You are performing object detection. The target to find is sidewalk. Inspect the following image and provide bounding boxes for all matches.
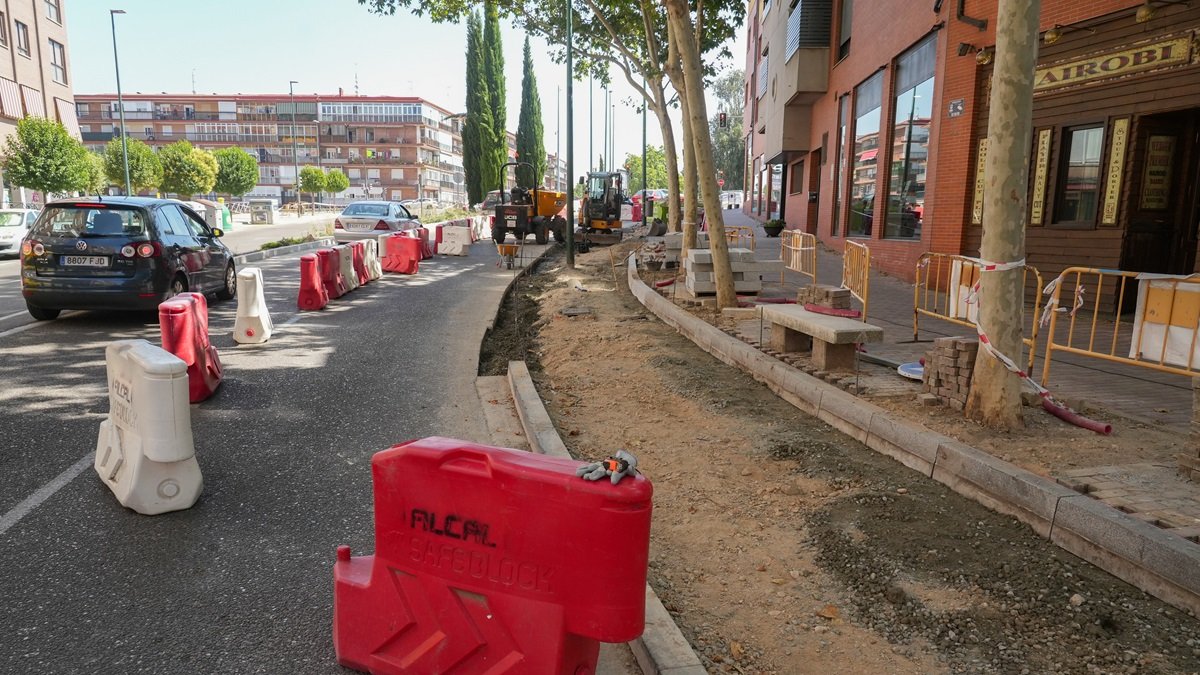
[717,209,1196,434]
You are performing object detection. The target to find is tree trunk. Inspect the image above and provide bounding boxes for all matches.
[649,83,681,233]
[665,0,736,308]
[667,62,699,252]
[965,0,1040,429]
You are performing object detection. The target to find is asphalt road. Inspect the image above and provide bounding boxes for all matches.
[0,241,538,673]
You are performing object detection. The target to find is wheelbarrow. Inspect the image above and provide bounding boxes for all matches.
[496,242,521,269]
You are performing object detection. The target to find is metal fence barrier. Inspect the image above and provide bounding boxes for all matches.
[1040,267,1200,385]
[780,230,817,285]
[724,224,755,252]
[913,253,1044,372]
[842,240,871,321]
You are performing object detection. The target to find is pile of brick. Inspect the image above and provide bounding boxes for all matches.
[684,248,782,297]
[796,284,853,311]
[920,337,979,411]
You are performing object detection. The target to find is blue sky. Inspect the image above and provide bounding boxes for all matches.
[66,0,744,180]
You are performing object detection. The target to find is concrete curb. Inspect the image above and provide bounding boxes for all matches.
[505,360,708,675]
[626,256,1200,617]
[232,237,336,265]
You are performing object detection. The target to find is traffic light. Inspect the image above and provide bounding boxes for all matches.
[718,112,728,128]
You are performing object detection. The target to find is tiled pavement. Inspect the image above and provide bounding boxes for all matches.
[687,210,1200,542]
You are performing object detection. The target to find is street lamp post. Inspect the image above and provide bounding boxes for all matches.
[289,80,299,212]
[565,0,575,268]
[110,9,131,196]
[641,80,647,228]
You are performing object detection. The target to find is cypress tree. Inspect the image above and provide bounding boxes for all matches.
[515,36,545,188]
[482,1,507,184]
[463,12,483,204]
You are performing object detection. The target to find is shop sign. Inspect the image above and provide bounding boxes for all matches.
[1034,37,1193,93]
[1140,135,1176,210]
[1030,129,1052,225]
[1102,118,1129,225]
[972,138,988,225]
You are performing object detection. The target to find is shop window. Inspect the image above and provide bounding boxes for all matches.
[789,160,805,194]
[885,34,935,240]
[848,71,882,238]
[832,95,849,236]
[752,156,762,212]
[1054,125,1104,225]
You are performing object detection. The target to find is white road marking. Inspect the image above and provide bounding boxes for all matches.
[0,453,93,537]
[0,309,29,322]
[282,315,302,326]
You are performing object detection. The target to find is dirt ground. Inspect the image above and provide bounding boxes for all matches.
[481,244,1200,674]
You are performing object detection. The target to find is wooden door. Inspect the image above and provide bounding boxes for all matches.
[1122,110,1199,275]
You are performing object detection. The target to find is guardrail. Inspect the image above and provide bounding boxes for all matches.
[780,230,817,285]
[913,252,1044,371]
[1040,267,1200,385]
[724,224,755,252]
[842,240,870,321]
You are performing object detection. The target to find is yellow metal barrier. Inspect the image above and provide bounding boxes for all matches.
[1040,267,1200,385]
[842,240,870,321]
[913,253,1044,371]
[780,230,817,285]
[724,225,755,252]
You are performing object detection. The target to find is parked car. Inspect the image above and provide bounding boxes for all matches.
[0,208,39,258]
[20,197,235,320]
[334,201,419,241]
[720,190,745,210]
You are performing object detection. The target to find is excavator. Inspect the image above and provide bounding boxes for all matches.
[576,169,629,246]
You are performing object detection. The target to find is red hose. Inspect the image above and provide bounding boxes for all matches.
[1041,398,1113,435]
[654,278,676,288]
[803,303,862,318]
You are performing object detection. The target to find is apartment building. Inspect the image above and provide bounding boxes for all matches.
[745,0,1200,281]
[74,92,466,205]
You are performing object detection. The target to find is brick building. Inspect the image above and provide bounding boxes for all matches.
[744,0,1200,282]
[74,92,467,205]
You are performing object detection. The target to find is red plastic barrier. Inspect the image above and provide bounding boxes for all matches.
[317,248,349,298]
[414,227,434,260]
[333,437,653,675]
[632,202,642,223]
[382,234,420,275]
[433,225,444,248]
[159,292,222,403]
[350,241,370,286]
[297,254,328,310]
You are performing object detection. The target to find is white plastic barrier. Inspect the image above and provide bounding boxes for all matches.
[337,245,360,292]
[233,267,273,344]
[94,340,203,515]
[438,226,472,256]
[363,239,383,280]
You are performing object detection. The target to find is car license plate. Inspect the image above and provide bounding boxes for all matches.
[60,255,109,267]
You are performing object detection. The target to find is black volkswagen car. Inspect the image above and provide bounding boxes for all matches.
[21,197,236,320]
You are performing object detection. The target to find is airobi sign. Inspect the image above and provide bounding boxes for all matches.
[1034,35,1193,93]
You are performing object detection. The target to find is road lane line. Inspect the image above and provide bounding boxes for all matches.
[0,309,28,322]
[282,315,302,326]
[0,453,92,537]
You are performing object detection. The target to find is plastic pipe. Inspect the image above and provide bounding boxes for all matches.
[654,278,675,288]
[1041,398,1113,435]
[803,303,862,318]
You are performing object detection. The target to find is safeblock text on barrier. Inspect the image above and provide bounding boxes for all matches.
[333,437,654,674]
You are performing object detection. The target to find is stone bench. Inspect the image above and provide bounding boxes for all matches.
[757,305,884,371]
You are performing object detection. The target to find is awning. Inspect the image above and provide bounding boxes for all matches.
[858,149,878,162]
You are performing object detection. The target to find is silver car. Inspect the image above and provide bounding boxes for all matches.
[334,201,419,241]
[0,208,39,257]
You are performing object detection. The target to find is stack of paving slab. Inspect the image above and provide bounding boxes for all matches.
[921,337,979,411]
[662,232,708,268]
[796,284,853,310]
[684,247,783,297]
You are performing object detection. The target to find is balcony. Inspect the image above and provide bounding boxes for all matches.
[82,131,115,142]
[759,0,831,165]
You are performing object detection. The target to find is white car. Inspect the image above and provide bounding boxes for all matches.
[721,190,744,210]
[334,200,419,241]
[0,208,39,257]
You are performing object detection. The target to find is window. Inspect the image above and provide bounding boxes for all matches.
[45,0,61,23]
[15,21,29,57]
[1055,125,1105,224]
[885,35,936,240]
[757,53,768,100]
[838,0,853,60]
[0,13,8,48]
[847,72,882,237]
[48,40,67,84]
[832,94,850,236]
[789,160,805,194]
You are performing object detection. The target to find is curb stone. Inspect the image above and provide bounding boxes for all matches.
[626,256,1200,617]
[232,237,335,265]
[505,360,708,675]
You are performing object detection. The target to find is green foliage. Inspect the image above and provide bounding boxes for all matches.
[515,36,545,188]
[623,145,671,194]
[324,168,350,194]
[104,137,161,193]
[298,165,326,195]
[213,146,259,196]
[466,9,500,196]
[2,117,90,194]
[159,141,217,197]
[483,0,506,181]
[260,234,318,250]
[81,153,107,194]
[709,68,745,191]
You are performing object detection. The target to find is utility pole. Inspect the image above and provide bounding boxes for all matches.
[565,0,575,268]
[966,0,1041,428]
[289,80,300,213]
[588,74,593,172]
[556,85,561,191]
[642,80,647,228]
[110,9,131,196]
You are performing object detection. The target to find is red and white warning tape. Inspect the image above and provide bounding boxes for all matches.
[1038,274,1086,328]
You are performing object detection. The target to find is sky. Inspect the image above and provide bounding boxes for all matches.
[66,0,747,184]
